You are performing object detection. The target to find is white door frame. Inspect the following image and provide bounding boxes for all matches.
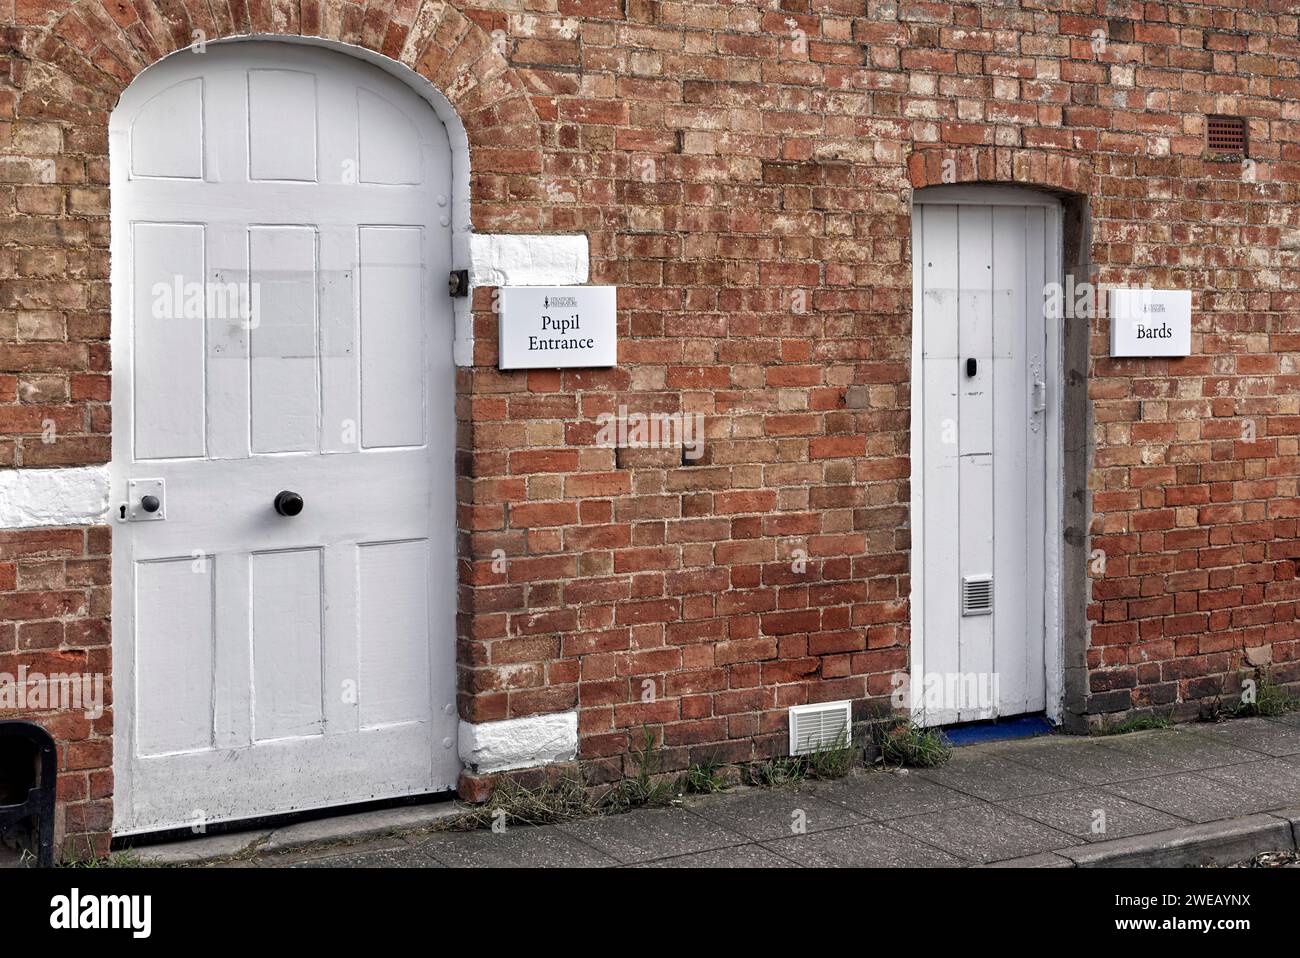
[107,37,468,834]
[908,185,1066,725]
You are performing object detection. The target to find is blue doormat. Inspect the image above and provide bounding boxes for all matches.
[942,714,1054,747]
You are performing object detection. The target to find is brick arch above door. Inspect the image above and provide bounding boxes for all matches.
[12,0,543,216]
[908,146,1094,197]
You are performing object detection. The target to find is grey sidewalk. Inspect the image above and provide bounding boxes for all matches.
[162,714,1300,868]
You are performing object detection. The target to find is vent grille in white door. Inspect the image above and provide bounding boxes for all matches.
[961,575,993,616]
[788,700,852,755]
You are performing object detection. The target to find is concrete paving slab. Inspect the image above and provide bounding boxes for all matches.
[998,787,1188,843]
[811,767,976,820]
[994,737,1184,785]
[635,844,798,868]
[1197,758,1300,808]
[761,822,966,867]
[685,787,865,841]
[974,732,1072,756]
[1106,771,1285,823]
[259,836,416,867]
[1094,726,1253,772]
[1182,716,1300,757]
[916,750,1077,801]
[288,845,442,868]
[556,807,749,864]
[420,824,618,868]
[887,802,1082,863]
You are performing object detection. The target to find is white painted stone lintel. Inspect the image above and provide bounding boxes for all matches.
[453,233,591,367]
[0,465,111,529]
[458,711,579,774]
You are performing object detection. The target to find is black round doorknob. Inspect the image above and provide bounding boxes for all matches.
[273,490,304,517]
[140,495,160,513]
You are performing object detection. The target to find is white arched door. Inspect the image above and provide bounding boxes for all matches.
[109,42,459,834]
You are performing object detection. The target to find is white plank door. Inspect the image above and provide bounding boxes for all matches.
[912,191,1060,724]
[109,42,459,834]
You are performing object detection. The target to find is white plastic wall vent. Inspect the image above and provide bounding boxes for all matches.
[961,574,993,616]
[788,700,853,756]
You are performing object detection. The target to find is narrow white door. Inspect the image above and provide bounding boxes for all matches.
[912,190,1060,724]
[109,42,459,834]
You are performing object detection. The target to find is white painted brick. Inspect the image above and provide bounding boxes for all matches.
[458,711,578,774]
[454,234,592,366]
[0,465,111,528]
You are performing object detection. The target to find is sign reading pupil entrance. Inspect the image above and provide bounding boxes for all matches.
[1109,288,1192,357]
[498,286,617,369]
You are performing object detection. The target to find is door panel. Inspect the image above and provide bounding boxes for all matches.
[358,88,423,185]
[914,197,1057,724]
[955,205,994,704]
[250,548,325,742]
[358,539,432,729]
[132,223,207,460]
[134,557,215,757]
[358,226,426,448]
[247,69,318,182]
[110,42,459,835]
[249,225,320,454]
[128,77,204,179]
[919,205,961,688]
[991,206,1031,715]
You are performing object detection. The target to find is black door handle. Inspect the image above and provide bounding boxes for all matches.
[966,357,977,377]
[140,495,160,513]
[274,490,304,517]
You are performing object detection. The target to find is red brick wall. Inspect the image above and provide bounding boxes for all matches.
[0,527,112,857]
[3,0,1299,851]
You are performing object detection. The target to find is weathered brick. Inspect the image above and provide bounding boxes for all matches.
[1,0,1295,860]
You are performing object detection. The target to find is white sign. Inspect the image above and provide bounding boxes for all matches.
[498,286,616,369]
[1109,288,1192,357]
